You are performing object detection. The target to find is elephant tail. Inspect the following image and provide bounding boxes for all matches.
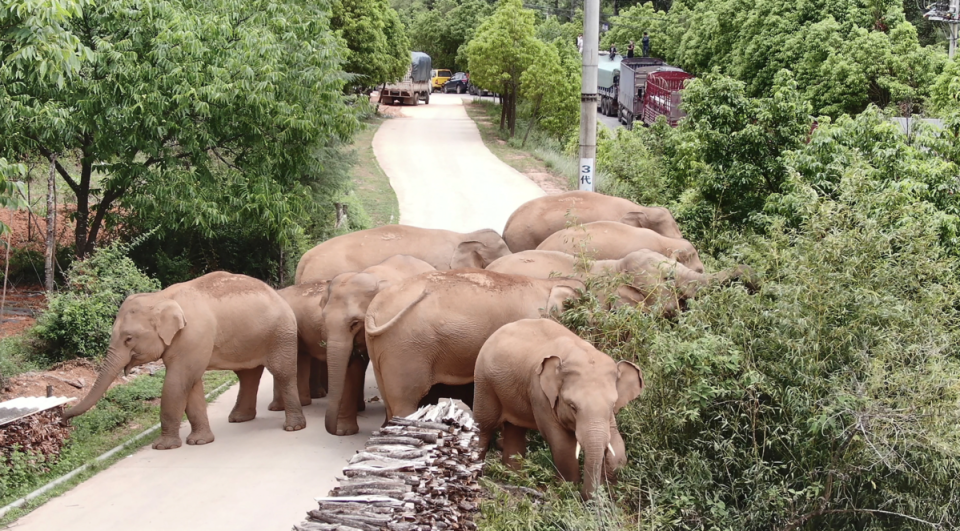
[365,290,430,337]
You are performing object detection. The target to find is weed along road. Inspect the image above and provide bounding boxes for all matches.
[374,93,545,232]
[11,93,546,531]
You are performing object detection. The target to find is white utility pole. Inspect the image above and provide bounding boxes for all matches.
[951,0,958,59]
[578,0,599,192]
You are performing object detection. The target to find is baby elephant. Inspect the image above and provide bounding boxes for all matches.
[474,319,644,498]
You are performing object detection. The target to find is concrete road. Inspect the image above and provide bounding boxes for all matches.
[10,376,386,531]
[10,91,547,531]
[375,92,545,233]
[598,111,622,131]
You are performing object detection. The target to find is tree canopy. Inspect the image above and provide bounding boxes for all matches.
[331,0,411,90]
[1,0,360,258]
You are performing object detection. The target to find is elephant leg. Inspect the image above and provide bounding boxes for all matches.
[473,377,502,461]
[355,355,368,412]
[266,342,306,432]
[229,366,264,423]
[185,378,215,445]
[153,372,192,450]
[500,422,528,470]
[273,352,313,411]
[309,357,327,399]
[378,356,432,424]
[332,356,366,436]
[541,424,580,484]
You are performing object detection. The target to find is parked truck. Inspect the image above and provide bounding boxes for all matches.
[597,51,622,117]
[616,57,693,129]
[380,52,432,106]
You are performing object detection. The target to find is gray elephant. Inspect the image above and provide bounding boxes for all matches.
[502,190,682,252]
[274,281,330,409]
[296,225,511,284]
[64,272,304,450]
[487,249,756,316]
[536,221,705,273]
[474,318,643,498]
[321,255,436,435]
[364,269,585,426]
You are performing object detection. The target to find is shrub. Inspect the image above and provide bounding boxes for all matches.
[32,238,160,362]
[480,155,960,529]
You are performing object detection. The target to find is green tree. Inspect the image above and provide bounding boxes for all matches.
[332,0,410,90]
[930,58,960,113]
[1,0,359,258]
[465,0,541,135]
[405,0,493,71]
[519,38,580,142]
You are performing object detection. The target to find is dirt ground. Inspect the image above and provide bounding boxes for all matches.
[1,359,164,401]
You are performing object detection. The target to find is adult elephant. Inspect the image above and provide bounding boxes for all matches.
[64,272,304,450]
[536,221,705,273]
[487,249,757,316]
[295,225,511,284]
[321,255,436,436]
[364,269,584,426]
[502,191,682,252]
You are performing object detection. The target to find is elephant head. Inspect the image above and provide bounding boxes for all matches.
[618,211,649,229]
[450,229,512,269]
[321,271,384,435]
[537,352,643,498]
[64,294,185,419]
[542,282,583,318]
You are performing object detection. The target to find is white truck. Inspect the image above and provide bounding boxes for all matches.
[379,52,432,106]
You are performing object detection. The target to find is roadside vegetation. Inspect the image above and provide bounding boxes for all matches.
[0,0,407,516]
[395,0,960,528]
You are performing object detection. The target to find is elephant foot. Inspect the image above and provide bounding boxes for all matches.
[153,435,183,450]
[299,395,313,407]
[186,429,216,446]
[357,400,366,412]
[311,388,327,399]
[335,420,360,436]
[228,409,257,423]
[283,415,307,431]
[267,400,284,412]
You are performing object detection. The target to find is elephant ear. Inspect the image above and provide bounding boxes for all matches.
[450,241,485,269]
[543,283,582,317]
[618,211,648,228]
[537,356,563,409]
[614,360,644,412]
[154,299,186,347]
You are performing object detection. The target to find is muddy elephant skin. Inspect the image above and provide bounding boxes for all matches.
[502,191,682,252]
[64,272,304,450]
[364,269,585,426]
[536,221,705,273]
[474,319,643,498]
[487,249,756,316]
[295,225,511,284]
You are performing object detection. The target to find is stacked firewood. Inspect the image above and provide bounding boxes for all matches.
[0,407,70,460]
[293,399,484,531]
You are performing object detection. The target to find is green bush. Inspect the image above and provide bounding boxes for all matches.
[32,238,160,362]
[482,144,960,529]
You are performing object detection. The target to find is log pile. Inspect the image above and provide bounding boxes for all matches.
[293,399,484,531]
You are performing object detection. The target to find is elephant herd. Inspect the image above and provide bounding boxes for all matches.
[63,190,756,496]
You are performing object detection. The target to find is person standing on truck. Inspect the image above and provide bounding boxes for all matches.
[642,32,650,57]
[609,43,618,58]
[627,40,635,58]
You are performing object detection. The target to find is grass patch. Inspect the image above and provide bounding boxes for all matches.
[463,101,574,191]
[0,369,237,524]
[348,117,399,227]
[0,336,41,382]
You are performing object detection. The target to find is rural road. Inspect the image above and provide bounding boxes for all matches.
[375,93,545,232]
[10,93,545,531]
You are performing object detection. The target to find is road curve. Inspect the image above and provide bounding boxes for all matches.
[12,92,544,531]
[374,93,545,233]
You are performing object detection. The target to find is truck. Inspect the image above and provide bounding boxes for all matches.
[380,52,432,106]
[616,57,693,129]
[597,51,622,117]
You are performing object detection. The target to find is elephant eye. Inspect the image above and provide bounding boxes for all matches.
[124,336,133,346]
[568,402,577,412]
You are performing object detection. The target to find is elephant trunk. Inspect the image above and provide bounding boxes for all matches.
[577,420,613,499]
[324,335,353,435]
[63,347,130,419]
[709,265,759,293]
